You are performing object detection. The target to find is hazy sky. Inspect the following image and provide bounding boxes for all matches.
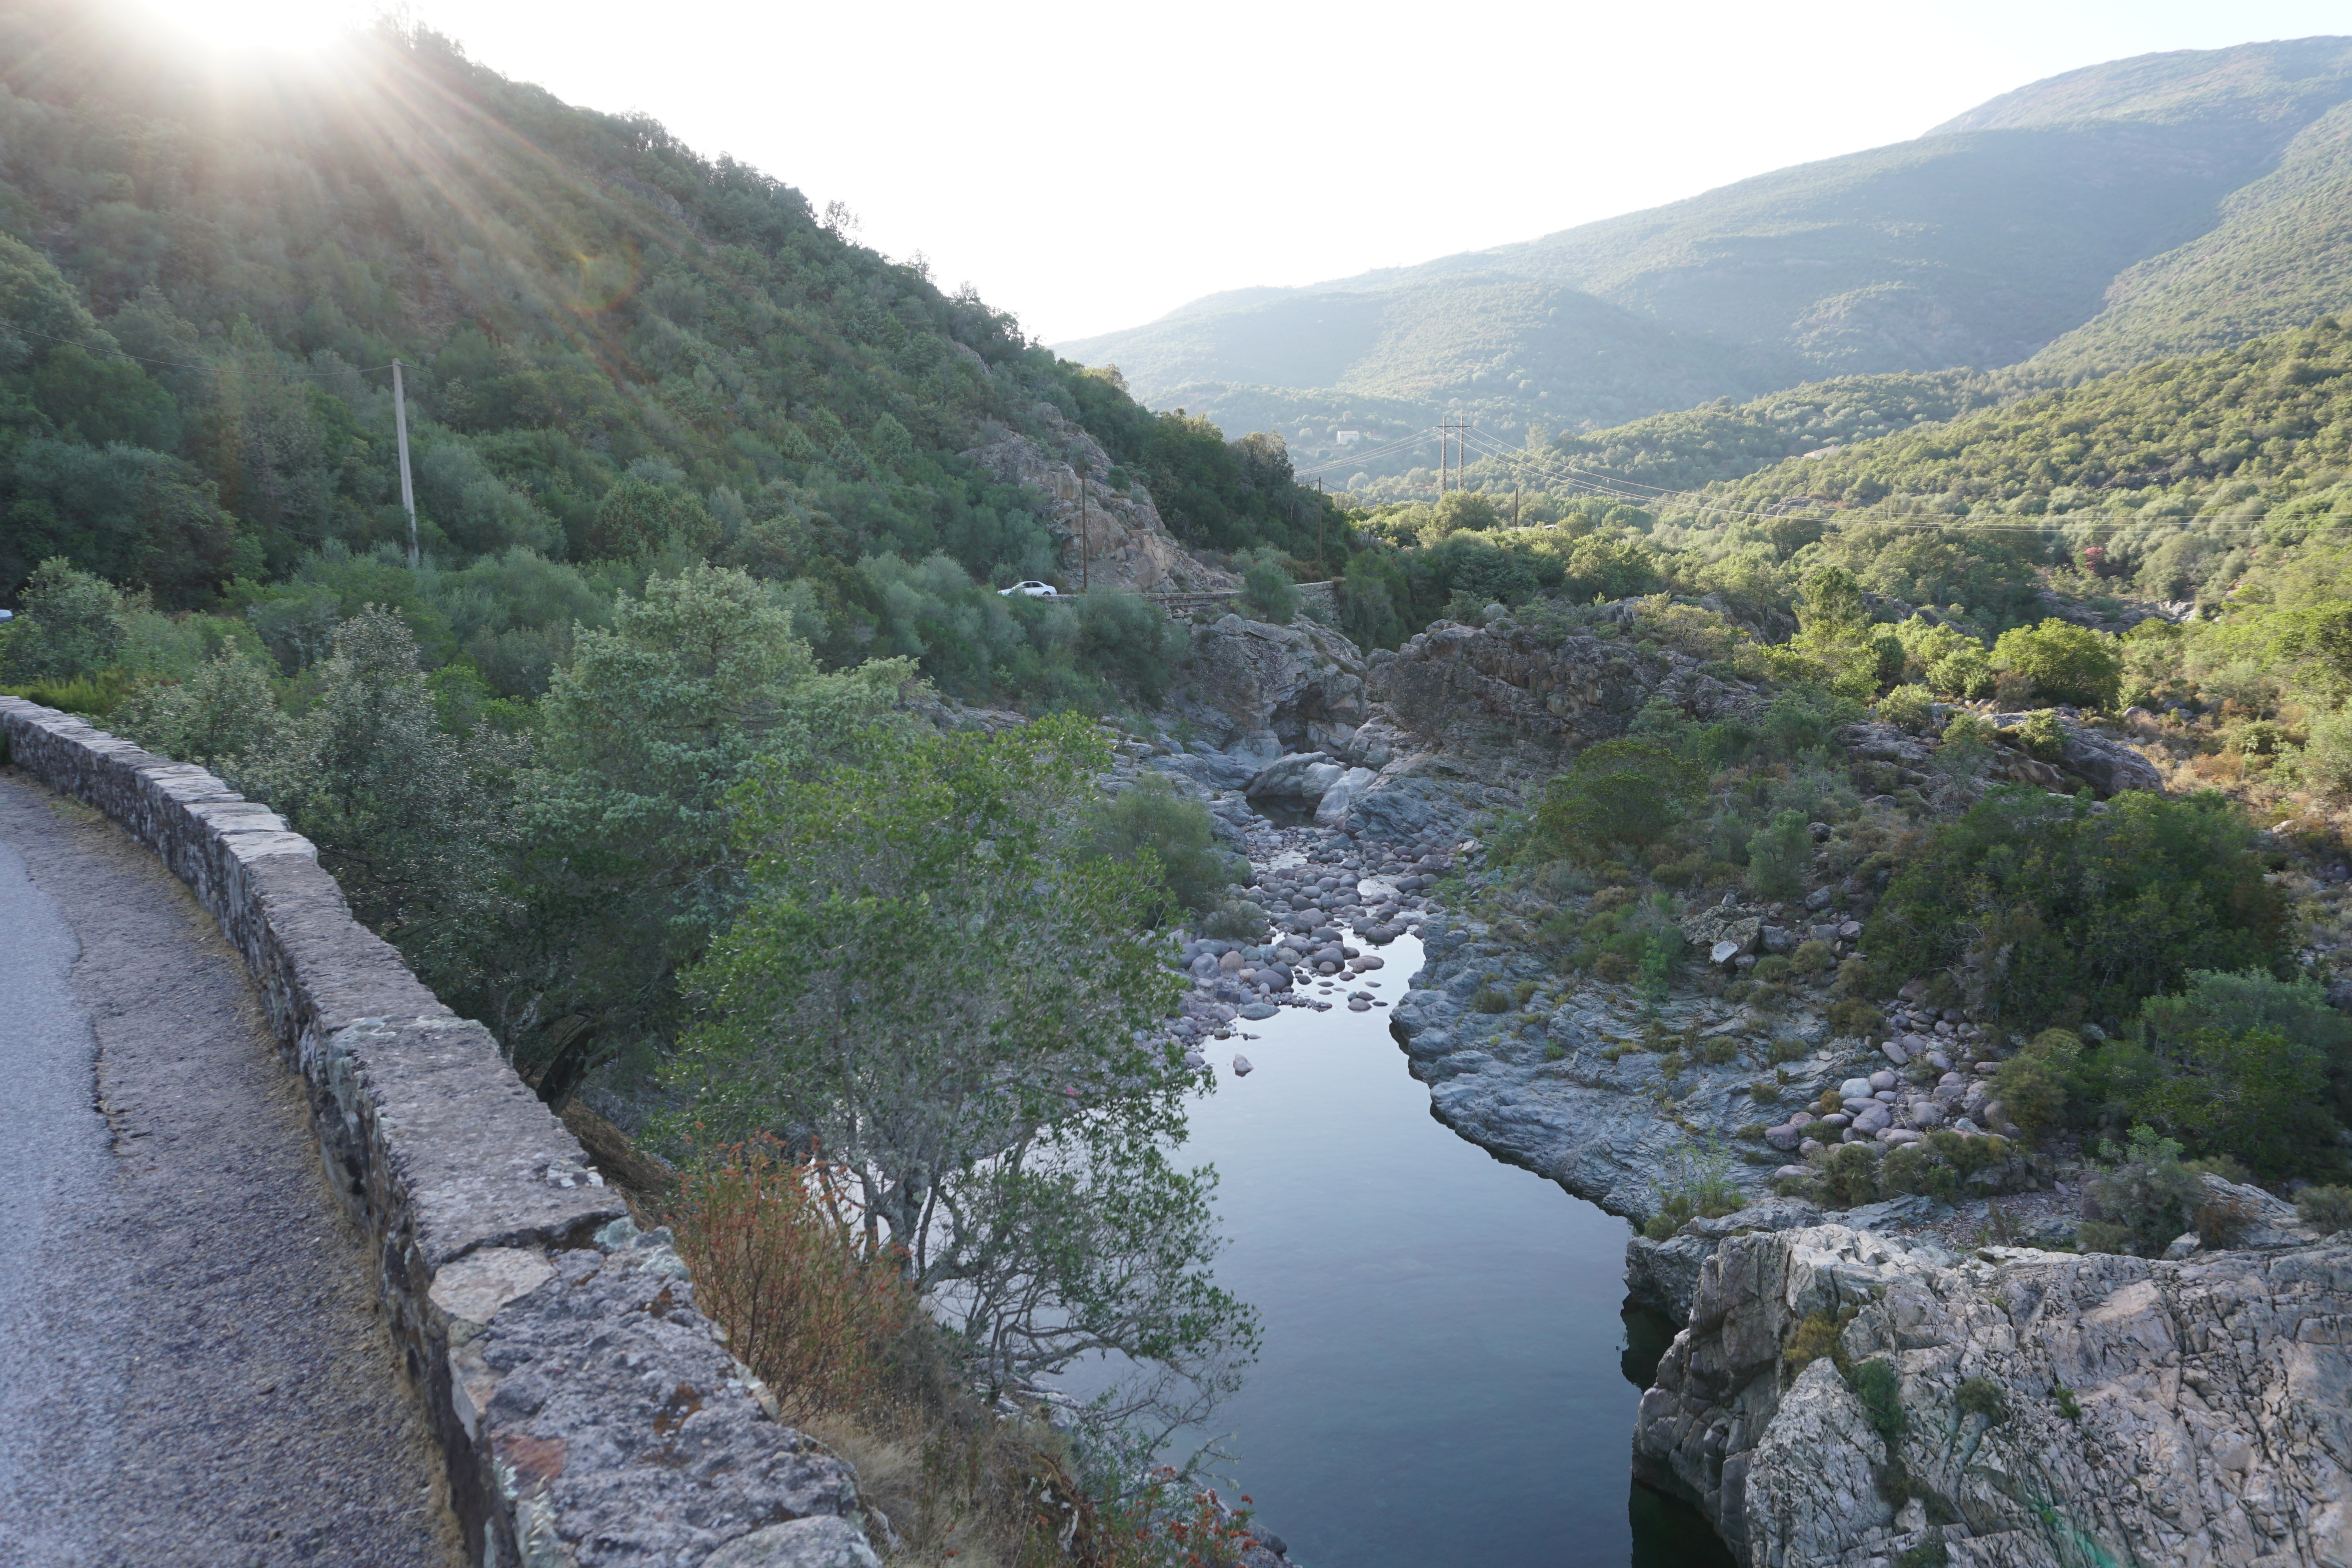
[161,0,2352,346]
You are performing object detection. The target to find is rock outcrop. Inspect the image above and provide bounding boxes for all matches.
[1371,616,1760,776]
[1160,614,1371,755]
[1635,1222,2352,1568]
[959,416,1231,595]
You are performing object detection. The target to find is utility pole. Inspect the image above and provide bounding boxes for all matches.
[1316,476,1325,576]
[1513,485,1522,527]
[392,359,418,568]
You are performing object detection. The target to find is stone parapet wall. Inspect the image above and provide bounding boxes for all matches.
[0,698,874,1568]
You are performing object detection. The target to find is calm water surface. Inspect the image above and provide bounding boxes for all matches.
[1070,930,1729,1568]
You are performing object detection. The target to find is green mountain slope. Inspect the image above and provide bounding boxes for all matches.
[1060,39,2352,471]
[0,0,1336,706]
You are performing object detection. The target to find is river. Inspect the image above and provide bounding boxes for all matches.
[1070,927,1732,1568]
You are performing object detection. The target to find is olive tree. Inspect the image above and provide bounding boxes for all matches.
[663,714,1256,1426]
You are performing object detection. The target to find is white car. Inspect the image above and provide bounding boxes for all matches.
[997,580,1059,599]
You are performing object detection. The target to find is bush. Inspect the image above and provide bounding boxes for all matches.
[1866,788,2289,1033]
[1083,774,1244,921]
[1845,1358,1906,1441]
[1238,552,1301,623]
[1753,954,1793,984]
[1199,898,1269,940]
[2013,708,2067,763]
[1993,1029,2081,1139]
[1792,938,1836,978]
[1,557,130,683]
[1993,619,2122,709]
[1878,683,1937,733]
[675,1136,924,1417]
[2132,969,2352,1180]
[1813,1141,1883,1208]
[1769,1037,1811,1064]
[1783,1311,1845,1374]
[1955,1376,2009,1425]
[1701,1034,1740,1066]
[2080,1126,2200,1256]
[1827,998,1885,1037]
[1533,740,1706,866]
[2298,1185,2352,1232]
[1472,987,1513,1013]
[1745,810,1813,901]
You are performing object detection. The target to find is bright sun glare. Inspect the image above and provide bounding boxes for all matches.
[141,0,368,57]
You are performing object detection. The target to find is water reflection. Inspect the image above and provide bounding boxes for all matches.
[1062,928,1728,1565]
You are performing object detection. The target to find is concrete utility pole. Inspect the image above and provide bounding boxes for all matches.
[392,359,418,569]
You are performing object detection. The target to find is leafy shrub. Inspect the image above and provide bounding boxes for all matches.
[1993,1029,2081,1139]
[676,1135,924,1417]
[1745,810,1813,901]
[1471,987,1513,1014]
[1644,1139,1747,1236]
[1845,1358,1907,1441]
[2132,969,2352,1180]
[1,557,130,683]
[2054,1385,2083,1421]
[2079,1126,2200,1256]
[1083,773,1244,920]
[1753,954,1793,984]
[1533,740,1706,865]
[1750,1077,1782,1101]
[1701,1034,1740,1066]
[1199,898,1269,940]
[1783,1311,1845,1374]
[1994,619,2122,710]
[1878,683,1937,733]
[1238,551,1301,623]
[2013,708,2067,763]
[1792,938,1836,977]
[1512,979,1540,1005]
[1955,1376,2009,1425]
[1866,788,2288,1033]
[1813,1141,1883,1208]
[1769,1037,1812,1064]
[2297,1185,2352,1232]
[1827,998,1885,1037]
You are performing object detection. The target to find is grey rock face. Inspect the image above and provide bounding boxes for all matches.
[1635,1223,2352,1568]
[1985,711,2166,798]
[1374,618,1759,764]
[1623,1199,1825,1322]
[1164,616,1369,754]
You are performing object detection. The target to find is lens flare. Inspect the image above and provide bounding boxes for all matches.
[136,0,366,57]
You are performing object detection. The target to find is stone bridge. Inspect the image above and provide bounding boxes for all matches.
[0,698,878,1568]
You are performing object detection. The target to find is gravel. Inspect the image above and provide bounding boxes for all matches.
[0,773,463,1567]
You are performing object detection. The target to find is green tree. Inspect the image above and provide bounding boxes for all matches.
[494,563,914,1097]
[2,557,132,681]
[1789,566,1886,699]
[247,607,529,991]
[1992,618,2123,710]
[663,716,1256,1422]
[113,644,286,777]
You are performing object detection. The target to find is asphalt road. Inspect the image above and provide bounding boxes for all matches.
[0,772,464,1567]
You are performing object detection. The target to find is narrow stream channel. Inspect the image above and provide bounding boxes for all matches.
[1069,925,1733,1567]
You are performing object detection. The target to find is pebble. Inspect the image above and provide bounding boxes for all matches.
[1232,1055,1254,1076]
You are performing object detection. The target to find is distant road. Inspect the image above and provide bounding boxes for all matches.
[0,772,462,1567]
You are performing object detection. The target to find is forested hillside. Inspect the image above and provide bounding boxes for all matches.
[0,0,1336,704]
[1060,38,2352,472]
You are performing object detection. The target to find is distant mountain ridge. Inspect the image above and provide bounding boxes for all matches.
[1060,37,2352,483]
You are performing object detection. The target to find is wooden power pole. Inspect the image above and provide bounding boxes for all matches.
[392,358,418,568]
